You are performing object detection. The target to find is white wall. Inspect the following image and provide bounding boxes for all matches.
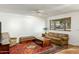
[47,12,79,46]
[0,12,45,43]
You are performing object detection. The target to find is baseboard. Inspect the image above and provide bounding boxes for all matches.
[68,44,79,47]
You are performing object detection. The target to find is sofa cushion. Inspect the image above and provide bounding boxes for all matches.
[52,37,61,40]
[61,37,68,41]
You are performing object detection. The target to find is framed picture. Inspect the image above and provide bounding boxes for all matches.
[65,17,71,31]
[50,17,71,31]
[50,20,55,30]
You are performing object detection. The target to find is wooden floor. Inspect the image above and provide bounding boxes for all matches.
[50,44,79,54]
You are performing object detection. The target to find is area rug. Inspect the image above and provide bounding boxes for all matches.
[10,41,55,54]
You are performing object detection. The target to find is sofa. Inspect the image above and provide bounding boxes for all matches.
[19,36,36,43]
[43,32,69,46]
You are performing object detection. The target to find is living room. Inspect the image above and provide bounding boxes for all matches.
[0,4,79,54]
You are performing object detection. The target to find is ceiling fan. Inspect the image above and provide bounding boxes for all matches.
[31,9,49,17]
[31,9,45,16]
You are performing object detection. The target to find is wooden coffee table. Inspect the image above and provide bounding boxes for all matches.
[42,37,51,47]
[0,44,9,54]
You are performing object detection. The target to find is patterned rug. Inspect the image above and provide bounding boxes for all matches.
[10,41,55,54]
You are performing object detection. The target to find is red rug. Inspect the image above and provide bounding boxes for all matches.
[10,41,53,54]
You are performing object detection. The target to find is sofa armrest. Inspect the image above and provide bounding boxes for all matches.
[61,37,68,41]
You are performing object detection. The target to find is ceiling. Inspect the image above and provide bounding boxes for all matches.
[0,4,79,17]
